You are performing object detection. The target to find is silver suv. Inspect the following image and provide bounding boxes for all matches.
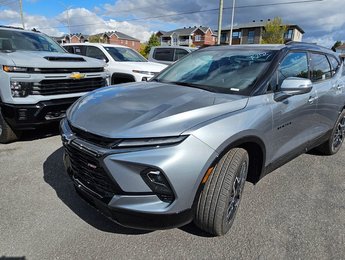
[0,26,108,143]
[60,43,345,236]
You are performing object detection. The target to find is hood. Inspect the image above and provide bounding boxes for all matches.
[110,61,167,73]
[67,82,249,138]
[2,51,105,68]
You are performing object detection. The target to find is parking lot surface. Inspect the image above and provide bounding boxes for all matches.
[1,130,344,259]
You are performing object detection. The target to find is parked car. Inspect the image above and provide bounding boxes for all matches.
[60,42,345,236]
[0,26,108,143]
[148,46,197,65]
[63,43,167,84]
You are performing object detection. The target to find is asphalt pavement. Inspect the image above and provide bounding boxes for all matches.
[0,129,344,259]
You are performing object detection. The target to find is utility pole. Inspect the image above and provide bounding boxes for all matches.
[19,0,25,29]
[217,0,223,45]
[229,0,236,45]
[60,2,72,41]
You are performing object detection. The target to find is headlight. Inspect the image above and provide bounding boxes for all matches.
[116,136,188,148]
[3,65,29,73]
[10,81,33,97]
[132,70,155,76]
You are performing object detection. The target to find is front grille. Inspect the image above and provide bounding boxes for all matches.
[31,77,106,95]
[65,142,121,198]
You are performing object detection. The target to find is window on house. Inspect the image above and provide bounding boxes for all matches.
[232,31,241,38]
[195,35,202,42]
[284,29,293,40]
[125,40,128,44]
[220,33,228,43]
[132,41,134,46]
[247,30,255,44]
[277,52,308,88]
[310,53,332,82]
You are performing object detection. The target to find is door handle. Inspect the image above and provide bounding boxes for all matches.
[308,96,317,104]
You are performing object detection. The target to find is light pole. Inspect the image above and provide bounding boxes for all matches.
[217,0,223,45]
[229,0,236,45]
[19,0,25,29]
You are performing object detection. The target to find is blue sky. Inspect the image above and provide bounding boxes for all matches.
[0,0,344,47]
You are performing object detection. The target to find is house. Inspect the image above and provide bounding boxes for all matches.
[53,31,141,51]
[217,20,304,45]
[54,33,88,44]
[156,26,217,47]
[94,31,141,51]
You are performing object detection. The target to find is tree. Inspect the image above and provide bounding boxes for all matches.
[88,35,105,43]
[261,17,287,44]
[331,41,342,52]
[142,33,160,58]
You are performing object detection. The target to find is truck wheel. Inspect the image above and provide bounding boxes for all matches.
[317,109,345,155]
[194,148,249,236]
[0,110,18,143]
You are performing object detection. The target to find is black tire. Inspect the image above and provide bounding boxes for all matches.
[0,109,18,143]
[317,109,345,155]
[194,148,249,236]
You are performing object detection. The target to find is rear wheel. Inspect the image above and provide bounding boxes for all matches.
[317,109,345,155]
[0,109,19,143]
[194,148,249,236]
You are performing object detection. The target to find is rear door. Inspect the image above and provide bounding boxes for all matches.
[270,51,318,162]
[309,52,343,137]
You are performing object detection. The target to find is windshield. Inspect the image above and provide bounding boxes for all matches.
[155,48,277,95]
[0,29,66,53]
[104,46,147,62]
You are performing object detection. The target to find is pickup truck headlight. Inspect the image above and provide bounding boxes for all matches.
[116,136,187,148]
[132,70,155,76]
[3,65,29,73]
[10,81,33,97]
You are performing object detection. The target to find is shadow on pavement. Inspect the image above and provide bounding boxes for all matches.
[19,123,60,142]
[43,147,151,235]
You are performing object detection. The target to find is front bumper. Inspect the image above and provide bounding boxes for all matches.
[1,97,79,130]
[60,118,217,230]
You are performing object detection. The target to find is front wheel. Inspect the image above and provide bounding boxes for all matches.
[194,148,249,236]
[0,109,19,143]
[317,109,345,155]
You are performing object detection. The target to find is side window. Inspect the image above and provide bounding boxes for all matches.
[327,55,340,75]
[73,46,82,55]
[64,46,73,53]
[174,49,189,61]
[153,48,174,61]
[277,52,308,87]
[85,46,108,62]
[310,53,332,82]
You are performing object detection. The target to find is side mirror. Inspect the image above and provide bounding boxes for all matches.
[274,77,313,102]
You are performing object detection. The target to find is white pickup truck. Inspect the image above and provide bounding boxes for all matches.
[0,26,108,143]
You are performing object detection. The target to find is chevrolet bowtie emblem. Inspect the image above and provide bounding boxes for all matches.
[70,72,85,80]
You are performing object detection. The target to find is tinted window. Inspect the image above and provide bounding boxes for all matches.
[278,52,308,87]
[153,48,174,61]
[310,53,332,82]
[85,46,108,61]
[174,49,188,61]
[0,29,65,52]
[105,46,147,62]
[327,55,340,75]
[64,45,83,55]
[155,49,277,95]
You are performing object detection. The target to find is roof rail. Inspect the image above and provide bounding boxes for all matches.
[0,25,24,30]
[285,41,317,46]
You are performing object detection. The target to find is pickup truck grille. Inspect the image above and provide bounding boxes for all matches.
[31,77,106,95]
[64,142,121,199]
